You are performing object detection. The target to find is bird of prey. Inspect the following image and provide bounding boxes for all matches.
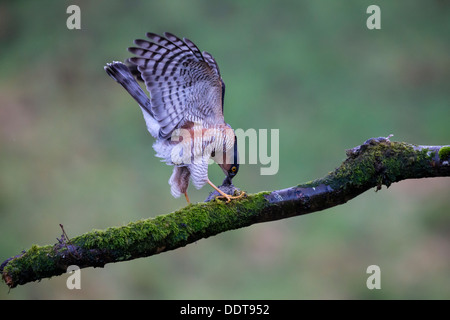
[104,32,244,203]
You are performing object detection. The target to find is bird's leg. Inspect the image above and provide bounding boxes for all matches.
[184,192,190,204]
[207,179,245,203]
[207,179,231,201]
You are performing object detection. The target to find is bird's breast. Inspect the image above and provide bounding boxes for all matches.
[169,122,234,165]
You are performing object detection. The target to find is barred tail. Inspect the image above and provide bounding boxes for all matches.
[104,61,160,138]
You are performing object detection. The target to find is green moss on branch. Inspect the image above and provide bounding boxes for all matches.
[1,193,270,288]
[2,139,449,288]
[439,146,450,161]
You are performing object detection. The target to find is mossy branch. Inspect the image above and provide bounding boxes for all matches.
[2,137,449,288]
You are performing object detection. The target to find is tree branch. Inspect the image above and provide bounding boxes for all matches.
[2,137,449,288]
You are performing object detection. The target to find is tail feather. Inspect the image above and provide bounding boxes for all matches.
[104,61,160,138]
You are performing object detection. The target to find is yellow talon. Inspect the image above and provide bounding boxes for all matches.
[215,191,246,203]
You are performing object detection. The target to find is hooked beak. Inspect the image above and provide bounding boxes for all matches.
[223,174,233,186]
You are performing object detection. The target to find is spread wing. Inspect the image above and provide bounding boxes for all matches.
[128,32,225,139]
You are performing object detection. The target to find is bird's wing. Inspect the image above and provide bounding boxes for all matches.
[128,32,225,139]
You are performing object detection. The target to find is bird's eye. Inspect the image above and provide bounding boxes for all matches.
[231,166,237,172]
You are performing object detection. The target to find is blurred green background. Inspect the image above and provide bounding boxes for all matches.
[1,0,449,299]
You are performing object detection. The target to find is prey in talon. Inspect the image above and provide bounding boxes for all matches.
[105,32,244,204]
[205,173,246,203]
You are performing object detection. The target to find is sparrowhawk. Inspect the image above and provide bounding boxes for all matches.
[104,32,243,203]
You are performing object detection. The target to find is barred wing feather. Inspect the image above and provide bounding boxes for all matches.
[128,32,225,139]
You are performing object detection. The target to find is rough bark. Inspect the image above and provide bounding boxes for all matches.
[1,137,449,288]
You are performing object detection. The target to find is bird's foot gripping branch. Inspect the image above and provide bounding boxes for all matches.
[1,138,449,288]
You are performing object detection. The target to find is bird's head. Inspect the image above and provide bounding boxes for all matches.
[218,135,239,185]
